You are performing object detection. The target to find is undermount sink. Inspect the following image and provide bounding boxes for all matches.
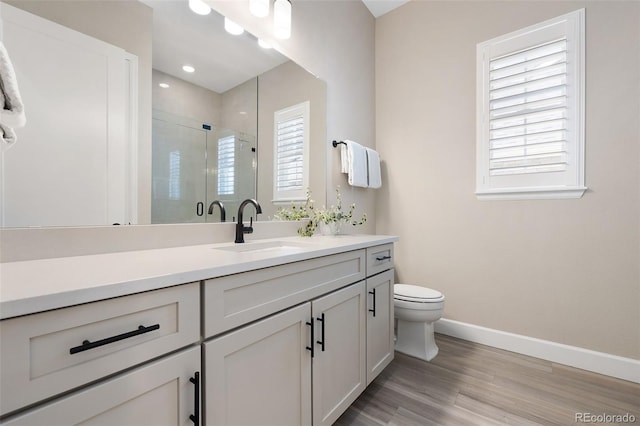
[212,240,314,254]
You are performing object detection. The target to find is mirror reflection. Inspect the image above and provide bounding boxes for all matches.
[0,0,326,228]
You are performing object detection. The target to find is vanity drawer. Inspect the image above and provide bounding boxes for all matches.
[366,244,394,276]
[204,249,366,338]
[0,283,200,416]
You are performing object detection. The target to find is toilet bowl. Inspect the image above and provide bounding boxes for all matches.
[394,284,445,361]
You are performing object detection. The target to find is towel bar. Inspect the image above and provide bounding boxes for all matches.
[332,140,346,147]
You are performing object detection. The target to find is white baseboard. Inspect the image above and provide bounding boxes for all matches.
[434,318,640,384]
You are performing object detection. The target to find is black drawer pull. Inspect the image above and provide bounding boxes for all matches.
[375,255,391,261]
[306,318,314,358]
[189,372,200,425]
[316,313,325,352]
[369,288,376,317]
[69,324,160,354]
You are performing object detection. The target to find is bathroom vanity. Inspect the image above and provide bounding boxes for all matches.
[0,235,396,425]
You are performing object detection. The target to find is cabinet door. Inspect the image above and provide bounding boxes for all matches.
[2,346,200,426]
[204,303,312,426]
[366,269,395,385]
[312,281,366,426]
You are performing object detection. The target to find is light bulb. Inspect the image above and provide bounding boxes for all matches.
[249,0,269,18]
[273,0,291,39]
[188,0,211,15]
[159,83,170,88]
[224,17,245,35]
[182,65,195,73]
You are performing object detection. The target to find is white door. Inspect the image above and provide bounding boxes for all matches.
[366,269,395,384]
[312,282,366,426]
[204,303,312,426]
[0,3,136,227]
[2,347,200,426]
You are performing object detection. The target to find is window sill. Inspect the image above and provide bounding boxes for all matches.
[476,187,587,201]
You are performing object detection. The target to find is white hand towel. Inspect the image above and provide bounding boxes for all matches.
[340,143,349,173]
[0,41,26,145]
[346,140,368,187]
[366,147,382,189]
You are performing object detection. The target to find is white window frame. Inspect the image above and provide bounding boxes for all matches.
[476,9,586,200]
[273,101,310,202]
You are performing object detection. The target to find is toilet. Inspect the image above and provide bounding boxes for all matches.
[393,284,445,361]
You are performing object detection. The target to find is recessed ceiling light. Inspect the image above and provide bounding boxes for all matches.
[159,83,170,88]
[182,65,195,73]
[224,17,244,35]
[188,0,211,15]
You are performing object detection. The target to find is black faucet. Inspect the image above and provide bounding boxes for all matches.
[207,200,226,222]
[235,199,262,243]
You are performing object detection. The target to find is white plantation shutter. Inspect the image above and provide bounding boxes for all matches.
[217,135,235,195]
[273,101,310,201]
[476,10,586,200]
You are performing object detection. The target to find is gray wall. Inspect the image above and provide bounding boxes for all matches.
[375,0,640,359]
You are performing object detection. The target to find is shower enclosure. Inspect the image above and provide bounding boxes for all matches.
[151,110,256,224]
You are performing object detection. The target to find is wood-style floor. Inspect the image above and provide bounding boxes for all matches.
[335,334,640,426]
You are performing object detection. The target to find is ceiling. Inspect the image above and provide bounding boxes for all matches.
[362,0,410,18]
[144,0,408,93]
[145,0,288,93]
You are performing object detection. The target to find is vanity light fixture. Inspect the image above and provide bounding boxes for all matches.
[224,17,245,35]
[159,83,170,88]
[258,39,272,49]
[273,0,291,39]
[249,0,270,18]
[182,65,195,73]
[188,0,211,15]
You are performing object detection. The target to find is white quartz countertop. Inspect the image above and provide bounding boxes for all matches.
[0,234,398,320]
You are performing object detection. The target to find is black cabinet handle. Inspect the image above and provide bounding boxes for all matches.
[306,318,314,358]
[69,324,160,354]
[196,202,204,216]
[375,255,391,261]
[316,313,325,352]
[369,289,376,317]
[189,372,200,425]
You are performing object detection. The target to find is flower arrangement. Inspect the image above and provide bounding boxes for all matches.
[274,186,367,237]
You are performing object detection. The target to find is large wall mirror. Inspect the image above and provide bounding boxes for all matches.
[0,0,326,228]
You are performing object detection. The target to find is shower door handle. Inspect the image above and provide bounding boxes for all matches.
[196,202,204,216]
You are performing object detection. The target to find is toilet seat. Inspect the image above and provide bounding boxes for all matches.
[394,284,444,303]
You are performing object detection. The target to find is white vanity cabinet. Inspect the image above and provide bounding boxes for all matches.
[0,237,397,425]
[203,244,394,426]
[365,244,395,384]
[312,281,367,426]
[366,268,395,384]
[1,346,201,426]
[204,303,312,425]
[0,283,201,423]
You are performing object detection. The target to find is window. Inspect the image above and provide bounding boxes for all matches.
[217,135,235,196]
[168,150,181,200]
[476,9,585,200]
[273,101,310,202]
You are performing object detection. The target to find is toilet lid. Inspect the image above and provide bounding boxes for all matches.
[394,284,443,301]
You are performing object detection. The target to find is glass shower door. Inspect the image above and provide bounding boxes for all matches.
[151,116,207,223]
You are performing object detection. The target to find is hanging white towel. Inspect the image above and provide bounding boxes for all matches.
[366,147,382,189]
[340,143,349,173]
[0,41,26,146]
[345,140,368,187]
